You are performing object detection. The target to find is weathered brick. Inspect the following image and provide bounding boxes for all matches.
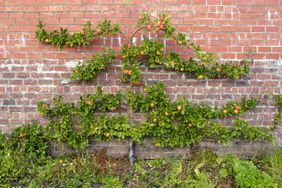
[3,99,16,106]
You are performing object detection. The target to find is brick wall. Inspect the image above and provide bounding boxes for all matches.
[50,139,274,159]
[0,0,281,151]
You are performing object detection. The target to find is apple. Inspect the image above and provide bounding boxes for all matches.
[134,81,141,86]
[86,100,93,106]
[235,105,241,110]
[198,75,205,80]
[156,51,162,55]
[177,105,182,111]
[104,132,110,137]
[109,107,116,111]
[155,143,160,147]
[177,40,183,45]
[146,25,152,30]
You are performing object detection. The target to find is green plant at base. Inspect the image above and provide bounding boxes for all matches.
[259,149,282,188]
[99,175,123,188]
[225,155,278,188]
[1,129,281,188]
[276,95,282,107]
[274,112,282,126]
[124,150,233,187]
[9,122,48,162]
[0,122,49,186]
[28,154,100,188]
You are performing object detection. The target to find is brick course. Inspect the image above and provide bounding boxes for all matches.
[50,138,274,159]
[0,0,281,153]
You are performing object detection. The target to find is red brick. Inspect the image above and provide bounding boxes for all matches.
[48,5,64,11]
[191,0,206,5]
[251,27,265,32]
[60,18,75,24]
[266,27,279,32]
[237,0,250,5]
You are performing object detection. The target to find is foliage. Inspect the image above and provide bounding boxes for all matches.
[131,82,257,116]
[33,13,260,150]
[0,128,281,188]
[37,88,125,150]
[9,122,48,162]
[165,52,250,79]
[127,151,221,187]
[127,82,273,147]
[0,9,274,187]
[0,127,126,187]
[35,82,274,150]
[225,155,278,188]
[275,95,282,108]
[119,38,250,84]
[121,44,141,85]
[274,111,282,126]
[28,154,100,188]
[139,38,165,68]
[274,95,282,126]
[133,12,251,81]
[0,122,49,186]
[123,150,281,188]
[259,149,282,188]
[35,20,120,50]
[71,47,115,81]
[36,12,252,83]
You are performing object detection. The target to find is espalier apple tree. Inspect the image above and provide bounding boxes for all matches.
[35,12,274,164]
